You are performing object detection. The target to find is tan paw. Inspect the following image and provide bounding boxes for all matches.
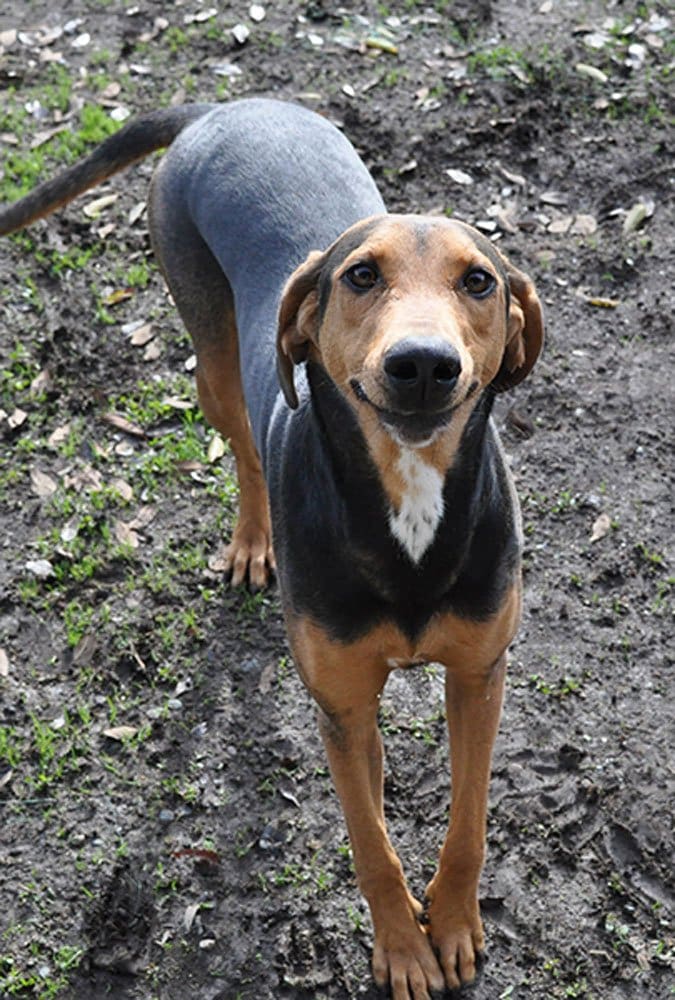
[371,912,445,1000]
[210,521,275,589]
[426,894,485,991]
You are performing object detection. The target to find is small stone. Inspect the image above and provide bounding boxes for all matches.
[231,23,250,44]
[158,809,175,824]
[25,559,54,578]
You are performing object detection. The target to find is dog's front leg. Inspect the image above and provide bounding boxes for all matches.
[425,652,507,990]
[290,620,444,1000]
[320,703,446,999]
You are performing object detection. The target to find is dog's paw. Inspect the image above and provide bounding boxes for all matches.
[425,895,485,991]
[371,915,445,1000]
[210,522,275,590]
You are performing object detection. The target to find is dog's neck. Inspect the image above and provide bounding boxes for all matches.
[305,362,495,564]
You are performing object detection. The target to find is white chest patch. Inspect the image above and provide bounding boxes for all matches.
[388,449,445,563]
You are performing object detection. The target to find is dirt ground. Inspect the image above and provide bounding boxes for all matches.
[0,2,673,998]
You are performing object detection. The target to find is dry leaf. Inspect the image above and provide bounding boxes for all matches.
[114,520,139,548]
[128,201,146,225]
[127,505,156,530]
[548,216,573,234]
[110,477,134,501]
[365,36,398,55]
[590,512,612,543]
[31,126,68,149]
[100,81,121,99]
[103,412,146,437]
[103,725,138,741]
[73,632,98,665]
[184,902,201,933]
[571,214,598,235]
[623,199,654,235]
[60,521,79,543]
[192,7,218,22]
[25,559,54,578]
[143,340,162,362]
[175,460,204,474]
[398,159,417,175]
[509,64,529,84]
[445,168,474,186]
[30,369,51,393]
[30,468,58,497]
[104,287,134,306]
[207,433,226,463]
[278,787,301,808]
[63,465,104,492]
[162,396,193,411]
[506,406,535,438]
[208,546,229,573]
[90,441,111,460]
[129,322,154,346]
[540,190,567,206]
[488,206,518,234]
[575,62,608,83]
[83,193,118,218]
[39,48,64,64]
[497,164,526,187]
[258,659,277,694]
[8,408,27,429]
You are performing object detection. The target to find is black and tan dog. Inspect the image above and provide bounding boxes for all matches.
[1,99,543,999]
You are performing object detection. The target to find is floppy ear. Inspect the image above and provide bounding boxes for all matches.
[492,263,545,393]
[276,250,326,409]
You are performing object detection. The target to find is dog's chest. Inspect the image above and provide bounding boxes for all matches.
[387,450,445,563]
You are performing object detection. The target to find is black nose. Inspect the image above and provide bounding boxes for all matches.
[383,337,461,411]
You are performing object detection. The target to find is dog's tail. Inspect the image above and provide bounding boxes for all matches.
[0,104,214,236]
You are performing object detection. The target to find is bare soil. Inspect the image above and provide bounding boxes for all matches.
[0,2,673,999]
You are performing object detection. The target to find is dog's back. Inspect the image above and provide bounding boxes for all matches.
[149,99,385,445]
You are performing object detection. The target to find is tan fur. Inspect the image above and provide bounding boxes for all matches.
[287,581,520,994]
[278,217,543,504]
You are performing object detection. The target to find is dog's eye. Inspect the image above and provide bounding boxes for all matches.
[343,262,379,292]
[462,267,495,298]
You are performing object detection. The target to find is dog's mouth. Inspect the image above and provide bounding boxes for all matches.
[350,379,460,447]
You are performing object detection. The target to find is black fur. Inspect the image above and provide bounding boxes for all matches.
[268,363,519,644]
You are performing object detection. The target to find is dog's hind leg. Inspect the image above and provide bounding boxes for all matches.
[148,179,274,589]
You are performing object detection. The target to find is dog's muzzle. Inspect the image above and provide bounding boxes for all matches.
[383,337,461,412]
[351,336,464,446]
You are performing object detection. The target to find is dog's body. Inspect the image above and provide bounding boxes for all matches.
[1,99,543,999]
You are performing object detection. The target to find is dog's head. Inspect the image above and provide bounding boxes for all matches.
[277,216,543,446]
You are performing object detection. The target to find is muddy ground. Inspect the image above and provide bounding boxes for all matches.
[0,2,673,998]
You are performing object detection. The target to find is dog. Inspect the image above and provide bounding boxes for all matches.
[1,98,543,999]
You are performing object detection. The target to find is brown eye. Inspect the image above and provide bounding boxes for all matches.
[462,267,495,298]
[343,262,379,292]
